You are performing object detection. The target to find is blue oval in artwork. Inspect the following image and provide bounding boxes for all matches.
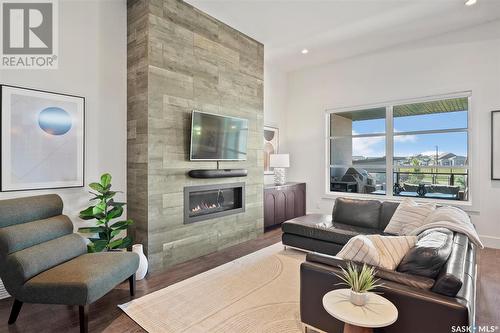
[38,107,72,135]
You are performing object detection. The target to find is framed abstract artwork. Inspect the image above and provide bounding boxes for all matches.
[1,85,85,191]
[492,110,500,180]
[264,126,279,174]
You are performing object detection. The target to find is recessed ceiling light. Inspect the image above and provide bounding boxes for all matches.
[301,49,309,54]
[465,0,477,6]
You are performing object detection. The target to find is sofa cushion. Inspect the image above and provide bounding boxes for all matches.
[306,252,435,290]
[0,194,63,228]
[333,197,382,229]
[282,233,344,256]
[2,233,87,294]
[19,251,139,305]
[337,234,417,270]
[379,201,400,230]
[384,198,436,235]
[282,214,381,245]
[0,215,73,257]
[397,228,453,278]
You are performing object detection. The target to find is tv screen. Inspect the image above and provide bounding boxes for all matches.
[190,111,248,161]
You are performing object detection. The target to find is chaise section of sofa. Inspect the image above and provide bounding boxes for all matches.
[281,197,399,254]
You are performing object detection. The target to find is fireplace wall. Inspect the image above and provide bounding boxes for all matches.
[127,0,264,271]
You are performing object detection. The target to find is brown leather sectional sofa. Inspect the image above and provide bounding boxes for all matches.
[282,197,476,333]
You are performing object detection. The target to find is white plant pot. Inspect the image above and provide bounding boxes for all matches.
[132,244,148,280]
[350,290,368,306]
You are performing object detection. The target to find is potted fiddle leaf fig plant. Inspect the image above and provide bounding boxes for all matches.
[78,173,133,252]
[334,262,382,306]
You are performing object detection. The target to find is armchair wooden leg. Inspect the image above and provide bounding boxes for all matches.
[129,273,136,297]
[8,299,23,325]
[79,305,89,333]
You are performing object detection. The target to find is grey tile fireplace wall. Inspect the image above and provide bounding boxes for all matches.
[127,0,264,271]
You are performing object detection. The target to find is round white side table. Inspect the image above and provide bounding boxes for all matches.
[322,289,398,333]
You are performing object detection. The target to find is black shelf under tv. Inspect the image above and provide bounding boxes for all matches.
[188,169,248,179]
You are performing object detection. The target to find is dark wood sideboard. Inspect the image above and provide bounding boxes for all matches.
[264,182,306,229]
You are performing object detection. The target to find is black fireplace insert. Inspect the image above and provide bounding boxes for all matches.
[184,182,245,224]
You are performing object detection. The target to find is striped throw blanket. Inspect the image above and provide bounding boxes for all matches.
[409,206,484,249]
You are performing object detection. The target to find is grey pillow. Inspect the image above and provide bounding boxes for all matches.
[333,197,381,229]
[397,228,453,278]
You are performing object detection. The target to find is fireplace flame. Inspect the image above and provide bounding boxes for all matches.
[191,201,220,213]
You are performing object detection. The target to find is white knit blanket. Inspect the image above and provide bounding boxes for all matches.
[409,206,484,249]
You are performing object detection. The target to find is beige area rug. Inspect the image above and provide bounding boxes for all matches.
[119,243,306,333]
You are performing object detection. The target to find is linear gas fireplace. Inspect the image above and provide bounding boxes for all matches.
[184,182,245,224]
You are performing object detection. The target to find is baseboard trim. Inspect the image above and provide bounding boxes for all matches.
[479,235,500,249]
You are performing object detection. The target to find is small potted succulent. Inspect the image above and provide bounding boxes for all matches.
[78,173,133,252]
[334,262,382,306]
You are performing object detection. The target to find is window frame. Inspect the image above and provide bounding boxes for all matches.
[324,91,473,207]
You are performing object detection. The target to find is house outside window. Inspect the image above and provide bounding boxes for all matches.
[327,93,470,202]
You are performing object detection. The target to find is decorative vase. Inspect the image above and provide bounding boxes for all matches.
[132,244,148,280]
[350,290,368,306]
[273,167,286,185]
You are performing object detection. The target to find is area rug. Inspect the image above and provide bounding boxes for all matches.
[119,243,305,333]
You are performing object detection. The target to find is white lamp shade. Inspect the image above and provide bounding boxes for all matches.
[270,154,290,168]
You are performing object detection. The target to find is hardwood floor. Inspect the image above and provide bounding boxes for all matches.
[0,229,498,332]
[0,228,282,333]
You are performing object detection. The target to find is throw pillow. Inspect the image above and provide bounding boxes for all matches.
[336,235,380,267]
[397,228,453,278]
[337,234,417,270]
[384,198,436,235]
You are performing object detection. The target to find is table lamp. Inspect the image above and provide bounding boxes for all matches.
[270,154,290,185]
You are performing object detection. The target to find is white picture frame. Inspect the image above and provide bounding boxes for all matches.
[1,85,85,191]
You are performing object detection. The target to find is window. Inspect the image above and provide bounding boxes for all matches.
[327,94,469,202]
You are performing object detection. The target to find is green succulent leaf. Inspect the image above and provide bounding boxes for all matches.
[87,243,96,253]
[104,191,117,200]
[110,220,133,230]
[78,227,106,234]
[109,200,126,208]
[110,229,123,238]
[91,239,109,252]
[88,191,103,201]
[89,182,105,193]
[92,202,106,216]
[107,206,123,220]
[96,218,106,225]
[333,262,383,293]
[100,173,112,188]
[118,236,132,249]
[79,206,96,220]
[108,238,124,249]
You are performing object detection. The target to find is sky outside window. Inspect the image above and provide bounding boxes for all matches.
[350,111,467,158]
[393,132,468,158]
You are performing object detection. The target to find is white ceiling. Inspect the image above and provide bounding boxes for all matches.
[185,0,500,72]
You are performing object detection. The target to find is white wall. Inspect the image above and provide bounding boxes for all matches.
[264,64,289,184]
[0,0,127,229]
[286,20,500,248]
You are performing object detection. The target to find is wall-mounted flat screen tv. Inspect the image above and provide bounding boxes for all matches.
[190,111,249,161]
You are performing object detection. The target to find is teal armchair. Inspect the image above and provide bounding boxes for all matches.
[0,194,139,333]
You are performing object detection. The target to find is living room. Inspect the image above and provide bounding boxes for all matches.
[0,0,499,332]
